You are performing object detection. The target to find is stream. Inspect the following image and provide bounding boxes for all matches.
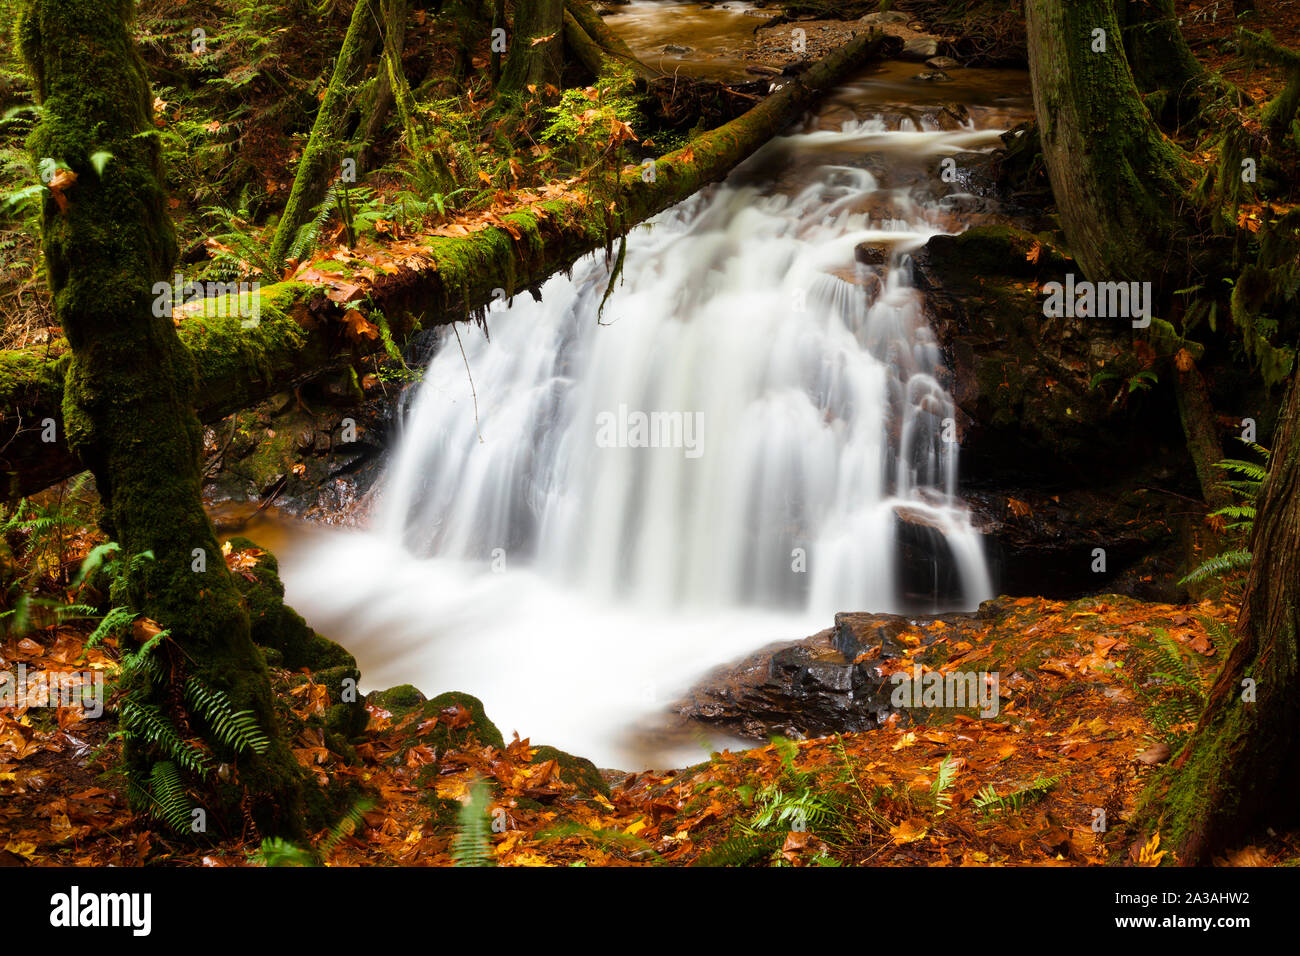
[258,13,1036,770]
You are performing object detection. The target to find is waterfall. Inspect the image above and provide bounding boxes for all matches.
[281,115,998,768]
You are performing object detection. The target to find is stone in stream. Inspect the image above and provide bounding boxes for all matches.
[927,56,962,70]
[859,11,909,24]
[676,605,991,741]
[662,44,694,55]
[901,36,941,60]
[912,70,953,83]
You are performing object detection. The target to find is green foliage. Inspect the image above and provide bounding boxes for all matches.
[1125,625,1212,746]
[120,699,213,778]
[249,837,318,867]
[1180,441,1269,586]
[929,753,958,814]
[451,778,495,867]
[183,676,271,756]
[201,196,280,280]
[125,760,196,834]
[541,63,640,172]
[248,796,376,866]
[693,831,783,867]
[972,774,1061,816]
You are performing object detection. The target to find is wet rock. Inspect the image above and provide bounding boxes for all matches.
[678,605,992,741]
[854,242,889,266]
[926,56,961,70]
[1137,741,1172,765]
[663,44,693,55]
[900,36,941,59]
[895,507,975,612]
[911,70,953,83]
[859,11,909,24]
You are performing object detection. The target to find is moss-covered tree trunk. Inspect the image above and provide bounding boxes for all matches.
[499,0,564,96]
[563,0,657,82]
[1137,371,1300,862]
[1025,0,1193,283]
[1120,0,1204,112]
[5,29,886,501]
[268,0,381,268]
[20,0,305,837]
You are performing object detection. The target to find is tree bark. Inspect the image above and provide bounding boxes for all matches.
[19,0,306,836]
[1120,0,1204,105]
[499,0,564,96]
[4,28,887,500]
[1136,370,1300,863]
[1025,0,1194,283]
[563,0,657,82]
[268,0,382,269]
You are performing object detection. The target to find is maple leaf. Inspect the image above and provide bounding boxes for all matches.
[341,308,379,342]
[530,32,557,46]
[46,168,77,213]
[1006,497,1032,518]
[1025,241,1042,264]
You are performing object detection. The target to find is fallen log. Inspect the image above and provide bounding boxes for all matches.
[1,28,883,500]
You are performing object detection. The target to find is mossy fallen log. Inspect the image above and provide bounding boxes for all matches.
[2,28,883,500]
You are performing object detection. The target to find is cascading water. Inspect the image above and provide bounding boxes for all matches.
[282,107,1006,769]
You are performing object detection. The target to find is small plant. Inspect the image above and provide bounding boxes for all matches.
[451,778,496,867]
[1180,441,1269,586]
[972,774,1062,816]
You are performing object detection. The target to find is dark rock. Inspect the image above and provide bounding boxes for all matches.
[911,70,953,83]
[854,242,889,266]
[678,605,990,741]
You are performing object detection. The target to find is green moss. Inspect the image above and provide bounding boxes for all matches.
[530,745,610,798]
[368,684,427,715]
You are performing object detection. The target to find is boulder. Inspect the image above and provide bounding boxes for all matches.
[900,36,940,60]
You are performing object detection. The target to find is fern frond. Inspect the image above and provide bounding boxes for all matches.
[120,700,212,778]
[182,676,270,756]
[693,831,783,867]
[148,760,195,833]
[451,779,495,867]
[1179,549,1253,586]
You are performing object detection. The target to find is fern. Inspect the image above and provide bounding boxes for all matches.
[1180,549,1252,585]
[929,754,958,814]
[85,606,138,647]
[693,832,783,867]
[119,700,213,778]
[146,760,195,833]
[251,837,317,867]
[183,676,270,755]
[317,796,376,858]
[972,774,1061,816]
[451,778,495,867]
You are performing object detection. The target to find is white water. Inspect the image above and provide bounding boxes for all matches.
[281,114,999,769]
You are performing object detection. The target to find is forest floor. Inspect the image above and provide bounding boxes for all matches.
[5,1,1300,870]
[4,541,1295,867]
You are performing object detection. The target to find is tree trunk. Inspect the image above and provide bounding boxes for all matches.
[268,0,381,269]
[19,0,306,837]
[1120,0,1204,110]
[1136,370,1300,863]
[1025,0,1193,283]
[499,0,564,96]
[4,29,887,501]
[1175,355,1231,512]
[563,0,657,82]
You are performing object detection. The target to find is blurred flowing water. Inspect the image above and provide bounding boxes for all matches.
[278,73,1030,768]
